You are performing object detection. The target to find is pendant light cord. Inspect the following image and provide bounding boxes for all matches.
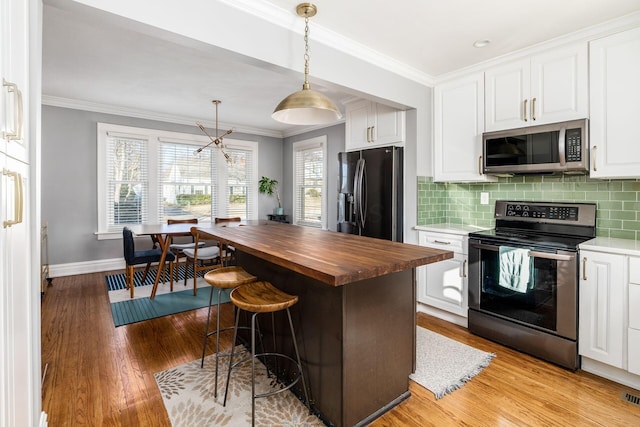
[303,15,310,90]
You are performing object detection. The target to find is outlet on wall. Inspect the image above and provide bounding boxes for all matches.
[480,192,489,205]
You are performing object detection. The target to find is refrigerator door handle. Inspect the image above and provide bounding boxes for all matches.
[353,159,362,227]
[359,159,367,229]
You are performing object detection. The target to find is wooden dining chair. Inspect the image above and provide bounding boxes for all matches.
[122,227,175,298]
[182,226,223,296]
[167,218,203,284]
[214,217,241,266]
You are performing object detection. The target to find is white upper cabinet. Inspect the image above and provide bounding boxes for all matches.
[345,100,405,151]
[589,27,640,179]
[485,42,588,132]
[434,73,496,182]
[1,0,29,162]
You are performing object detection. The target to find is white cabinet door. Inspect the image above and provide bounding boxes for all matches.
[345,100,404,151]
[419,254,468,317]
[530,44,588,125]
[485,58,530,131]
[579,250,625,368]
[1,154,32,427]
[434,73,496,182]
[417,231,468,317]
[485,43,587,132]
[0,0,29,162]
[589,27,640,178]
[629,329,640,375]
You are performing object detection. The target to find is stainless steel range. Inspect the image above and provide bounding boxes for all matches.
[468,200,597,370]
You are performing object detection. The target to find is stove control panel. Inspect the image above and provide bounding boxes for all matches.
[494,200,596,227]
[505,204,578,220]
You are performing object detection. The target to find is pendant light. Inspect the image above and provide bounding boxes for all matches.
[195,100,232,162]
[272,3,341,125]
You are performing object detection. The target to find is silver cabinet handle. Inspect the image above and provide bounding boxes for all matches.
[370,125,375,142]
[433,240,451,245]
[523,99,528,122]
[582,257,587,280]
[3,168,24,228]
[2,79,24,141]
[531,97,537,121]
[478,155,483,175]
[462,259,467,278]
[592,146,597,172]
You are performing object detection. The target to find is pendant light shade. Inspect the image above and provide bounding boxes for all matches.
[272,3,341,125]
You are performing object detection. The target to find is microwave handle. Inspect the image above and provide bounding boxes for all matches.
[558,127,566,166]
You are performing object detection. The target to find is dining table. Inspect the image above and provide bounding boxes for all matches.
[127,220,266,299]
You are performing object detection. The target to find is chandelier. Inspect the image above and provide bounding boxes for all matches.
[195,99,232,162]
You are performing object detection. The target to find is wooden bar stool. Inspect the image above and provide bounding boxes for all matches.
[200,266,257,398]
[223,281,310,426]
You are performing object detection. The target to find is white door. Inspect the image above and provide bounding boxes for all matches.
[485,58,530,131]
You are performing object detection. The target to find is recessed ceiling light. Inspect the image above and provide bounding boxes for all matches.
[473,39,491,48]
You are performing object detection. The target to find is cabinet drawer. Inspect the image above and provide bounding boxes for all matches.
[419,232,466,253]
[629,329,640,375]
[630,257,640,284]
[630,284,640,330]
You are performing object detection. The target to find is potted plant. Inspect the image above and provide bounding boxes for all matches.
[258,176,283,215]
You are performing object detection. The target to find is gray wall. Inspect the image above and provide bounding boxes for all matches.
[41,105,283,264]
[283,124,346,232]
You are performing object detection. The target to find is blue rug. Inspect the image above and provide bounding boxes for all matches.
[106,267,230,327]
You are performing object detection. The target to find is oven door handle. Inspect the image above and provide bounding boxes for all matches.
[470,243,575,262]
[528,251,574,262]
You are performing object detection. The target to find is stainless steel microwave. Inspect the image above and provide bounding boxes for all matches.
[482,119,589,175]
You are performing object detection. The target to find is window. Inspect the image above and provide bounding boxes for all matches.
[97,123,258,238]
[292,136,327,229]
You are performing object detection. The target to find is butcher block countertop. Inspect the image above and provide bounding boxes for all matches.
[198,222,453,286]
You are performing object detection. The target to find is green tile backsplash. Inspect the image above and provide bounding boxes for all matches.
[417,175,640,240]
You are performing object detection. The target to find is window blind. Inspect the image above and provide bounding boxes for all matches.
[294,143,323,227]
[224,147,254,220]
[106,135,149,230]
[158,141,217,223]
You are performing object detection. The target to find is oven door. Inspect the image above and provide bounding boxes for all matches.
[468,238,578,340]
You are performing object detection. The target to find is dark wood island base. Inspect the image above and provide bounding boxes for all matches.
[198,223,451,426]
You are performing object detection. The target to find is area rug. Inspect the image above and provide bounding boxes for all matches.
[410,326,496,399]
[155,346,324,427]
[107,267,229,327]
[155,328,496,425]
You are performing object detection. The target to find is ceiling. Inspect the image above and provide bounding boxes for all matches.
[42,0,640,137]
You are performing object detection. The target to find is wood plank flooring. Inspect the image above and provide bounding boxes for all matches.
[41,271,640,426]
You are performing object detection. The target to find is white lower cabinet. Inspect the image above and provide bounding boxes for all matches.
[417,230,468,321]
[628,259,640,375]
[579,250,625,368]
[578,241,640,390]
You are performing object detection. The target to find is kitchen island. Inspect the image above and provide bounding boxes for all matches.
[198,222,452,426]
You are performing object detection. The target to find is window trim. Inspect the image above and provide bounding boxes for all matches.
[292,135,327,229]
[96,123,259,240]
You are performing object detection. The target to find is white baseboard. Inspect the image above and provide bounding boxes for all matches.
[417,302,468,328]
[581,357,640,391]
[49,258,125,277]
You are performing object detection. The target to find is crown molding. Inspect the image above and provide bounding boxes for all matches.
[41,95,285,138]
[218,0,436,87]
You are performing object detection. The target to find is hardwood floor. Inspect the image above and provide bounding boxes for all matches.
[41,271,640,426]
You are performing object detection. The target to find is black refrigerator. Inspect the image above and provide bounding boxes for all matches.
[337,146,403,241]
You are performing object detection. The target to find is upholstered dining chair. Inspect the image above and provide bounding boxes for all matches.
[122,227,175,299]
[167,218,203,284]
